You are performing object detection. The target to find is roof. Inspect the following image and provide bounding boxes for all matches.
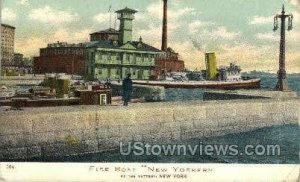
[1,24,15,29]
[86,40,161,53]
[115,7,138,14]
[90,28,119,35]
[45,41,89,48]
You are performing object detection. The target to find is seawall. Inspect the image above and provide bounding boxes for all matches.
[0,99,299,160]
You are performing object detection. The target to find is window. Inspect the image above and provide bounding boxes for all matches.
[132,68,136,75]
[100,52,106,59]
[133,54,136,64]
[108,53,112,60]
[126,54,130,61]
[125,68,130,75]
[141,54,144,62]
[99,52,103,60]
[116,53,121,60]
[116,68,121,75]
[91,52,95,60]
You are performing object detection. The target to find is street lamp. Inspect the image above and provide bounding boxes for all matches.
[273,5,293,91]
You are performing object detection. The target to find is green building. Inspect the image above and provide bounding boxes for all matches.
[205,52,218,80]
[86,7,163,80]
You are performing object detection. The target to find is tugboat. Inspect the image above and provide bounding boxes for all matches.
[133,53,261,90]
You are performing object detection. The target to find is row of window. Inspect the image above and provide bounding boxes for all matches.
[41,48,84,56]
[1,43,14,49]
[1,33,14,37]
[96,68,151,76]
[1,38,14,42]
[1,47,14,51]
[96,52,155,62]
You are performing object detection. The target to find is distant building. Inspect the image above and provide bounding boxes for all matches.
[1,24,15,66]
[34,41,86,75]
[154,48,185,79]
[90,28,119,42]
[218,63,242,81]
[14,53,23,66]
[86,7,163,80]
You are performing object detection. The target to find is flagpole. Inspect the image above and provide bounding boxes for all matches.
[114,13,117,30]
[109,5,112,29]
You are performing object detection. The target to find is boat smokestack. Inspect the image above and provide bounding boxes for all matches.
[161,0,168,51]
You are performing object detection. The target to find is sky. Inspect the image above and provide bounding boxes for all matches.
[2,0,300,73]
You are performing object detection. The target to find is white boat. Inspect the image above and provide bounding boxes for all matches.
[0,85,15,100]
[133,78,261,90]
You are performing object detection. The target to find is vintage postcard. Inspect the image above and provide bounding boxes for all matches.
[0,0,299,181]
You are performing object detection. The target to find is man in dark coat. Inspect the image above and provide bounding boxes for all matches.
[122,73,133,106]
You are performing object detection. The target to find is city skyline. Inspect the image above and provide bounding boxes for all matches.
[2,0,300,73]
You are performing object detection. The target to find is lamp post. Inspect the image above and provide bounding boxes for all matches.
[273,5,293,91]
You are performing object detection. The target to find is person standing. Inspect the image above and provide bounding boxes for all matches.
[122,73,133,106]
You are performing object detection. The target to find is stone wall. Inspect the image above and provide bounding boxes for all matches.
[0,99,299,160]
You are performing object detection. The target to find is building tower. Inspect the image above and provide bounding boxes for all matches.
[273,5,293,91]
[116,7,137,45]
[161,0,168,51]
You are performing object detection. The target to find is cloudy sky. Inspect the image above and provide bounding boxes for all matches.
[2,0,300,72]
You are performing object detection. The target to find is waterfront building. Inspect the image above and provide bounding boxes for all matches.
[1,24,15,66]
[86,7,163,80]
[34,41,86,75]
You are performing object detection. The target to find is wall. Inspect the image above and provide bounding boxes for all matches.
[154,57,185,77]
[34,55,85,75]
[111,84,165,102]
[0,99,299,160]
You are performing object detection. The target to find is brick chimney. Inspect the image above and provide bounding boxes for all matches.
[161,0,168,51]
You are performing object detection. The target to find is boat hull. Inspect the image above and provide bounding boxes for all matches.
[133,79,261,90]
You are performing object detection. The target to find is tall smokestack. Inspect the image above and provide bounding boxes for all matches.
[161,0,168,51]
